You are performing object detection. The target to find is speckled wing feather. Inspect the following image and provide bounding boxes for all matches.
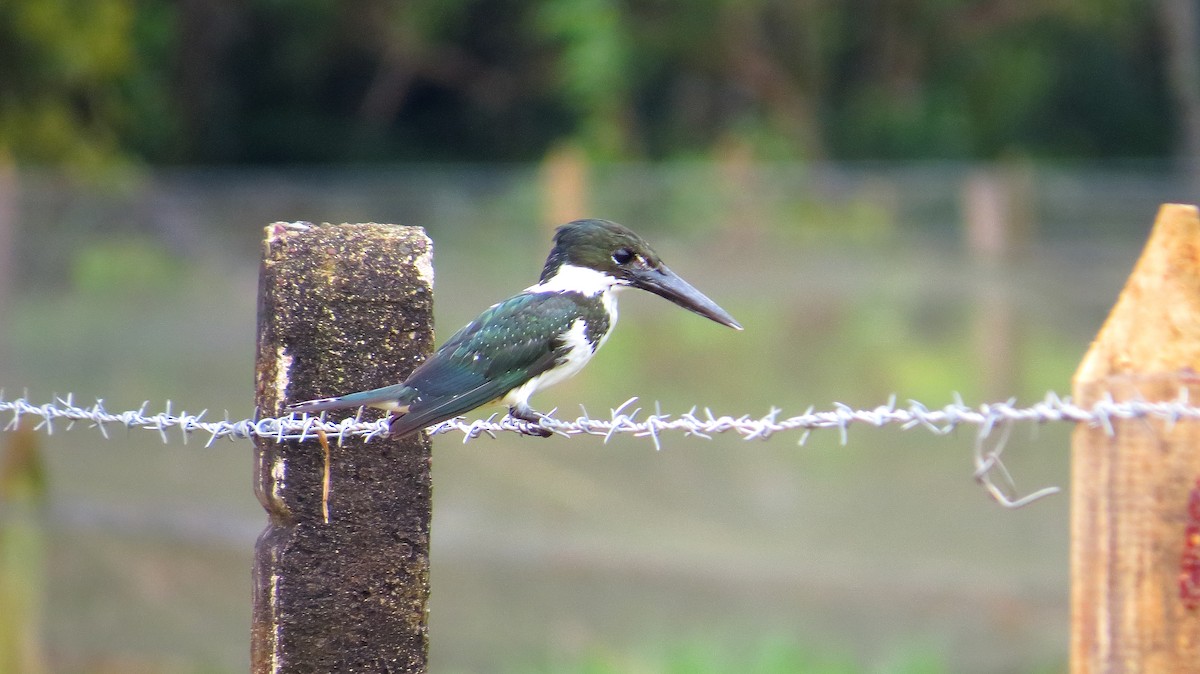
[385,292,588,436]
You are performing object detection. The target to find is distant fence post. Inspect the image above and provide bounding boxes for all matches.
[0,159,15,376]
[960,163,1034,262]
[1071,204,1200,672]
[540,142,589,232]
[253,222,435,673]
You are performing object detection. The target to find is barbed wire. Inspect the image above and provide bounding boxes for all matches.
[2,390,1193,447]
[8,389,1196,508]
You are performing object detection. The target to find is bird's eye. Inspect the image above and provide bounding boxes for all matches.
[612,248,634,265]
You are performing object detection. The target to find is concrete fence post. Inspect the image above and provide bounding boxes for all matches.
[253,222,435,673]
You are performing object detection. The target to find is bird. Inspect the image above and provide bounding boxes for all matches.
[286,219,742,437]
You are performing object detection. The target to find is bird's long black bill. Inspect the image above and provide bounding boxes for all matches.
[634,265,742,330]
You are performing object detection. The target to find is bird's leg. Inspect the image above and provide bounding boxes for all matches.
[508,404,553,437]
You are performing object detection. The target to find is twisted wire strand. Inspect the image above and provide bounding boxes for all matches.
[10,389,1188,508]
[0,390,1190,448]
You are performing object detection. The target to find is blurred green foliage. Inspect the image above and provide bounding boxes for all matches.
[515,637,958,674]
[71,239,185,295]
[0,0,1177,166]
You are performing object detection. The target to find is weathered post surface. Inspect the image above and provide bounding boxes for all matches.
[253,222,435,673]
[1072,204,1200,672]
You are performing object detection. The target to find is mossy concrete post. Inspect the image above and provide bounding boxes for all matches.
[253,222,434,673]
[1072,204,1200,672]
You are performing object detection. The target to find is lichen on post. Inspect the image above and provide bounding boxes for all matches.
[253,222,434,673]
[1072,204,1200,673]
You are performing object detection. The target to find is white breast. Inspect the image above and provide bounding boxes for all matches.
[501,301,618,409]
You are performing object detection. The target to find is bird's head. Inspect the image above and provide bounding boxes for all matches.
[540,219,742,330]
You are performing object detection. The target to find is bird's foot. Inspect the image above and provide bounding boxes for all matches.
[508,406,553,438]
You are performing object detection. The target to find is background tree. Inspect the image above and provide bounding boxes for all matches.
[0,0,1187,165]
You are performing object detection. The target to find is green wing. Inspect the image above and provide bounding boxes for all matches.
[387,292,587,436]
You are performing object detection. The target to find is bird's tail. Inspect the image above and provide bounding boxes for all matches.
[286,383,415,415]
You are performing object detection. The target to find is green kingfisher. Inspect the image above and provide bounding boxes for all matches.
[287,219,742,437]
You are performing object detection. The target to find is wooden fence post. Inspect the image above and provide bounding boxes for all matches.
[1071,204,1200,672]
[253,222,435,673]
